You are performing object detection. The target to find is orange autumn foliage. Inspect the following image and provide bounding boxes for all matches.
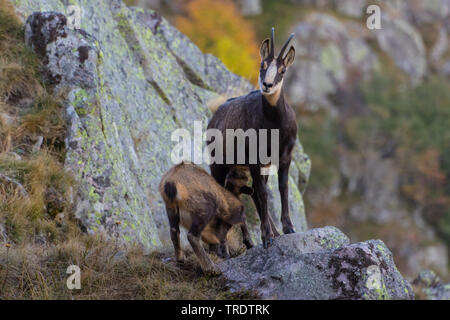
[402,148,448,205]
[175,0,260,85]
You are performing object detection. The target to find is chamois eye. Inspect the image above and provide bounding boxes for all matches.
[278,66,286,74]
[262,61,268,70]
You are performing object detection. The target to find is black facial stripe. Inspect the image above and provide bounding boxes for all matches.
[273,72,283,85]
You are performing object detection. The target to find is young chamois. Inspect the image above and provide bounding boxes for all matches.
[159,162,252,273]
[207,28,297,248]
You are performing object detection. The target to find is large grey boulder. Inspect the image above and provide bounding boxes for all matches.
[220,227,414,300]
[13,0,311,251]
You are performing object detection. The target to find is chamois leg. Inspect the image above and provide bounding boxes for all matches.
[210,164,228,186]
[279,161,295,234]
[240,215,254,249]
[249,165,273,248]
[166,205,184,262]
[187,214,220,274]
[269,215,281,237]
[262,175,280,237]
[216,221,231,259]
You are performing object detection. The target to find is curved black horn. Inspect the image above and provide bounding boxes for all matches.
[271,27,275,57]
[278,33,294,59]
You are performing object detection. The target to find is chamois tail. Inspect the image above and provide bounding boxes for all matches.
[163,181,177,203]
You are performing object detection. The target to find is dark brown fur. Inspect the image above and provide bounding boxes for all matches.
[207,29,297,248]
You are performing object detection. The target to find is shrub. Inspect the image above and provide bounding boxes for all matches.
[175,0,260,84]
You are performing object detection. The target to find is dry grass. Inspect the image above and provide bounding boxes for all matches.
[0,234,252,300]
[0,151,75,243]
[0,0,72,246]
[0,0,42,107]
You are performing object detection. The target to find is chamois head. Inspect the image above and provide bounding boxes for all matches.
[224,166,253,197]
[259,28,295,104]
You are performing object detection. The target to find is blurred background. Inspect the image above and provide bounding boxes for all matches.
[123,0,450,281]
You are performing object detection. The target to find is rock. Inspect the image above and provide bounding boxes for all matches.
[407,244,449,279]
[286,0,333,9]
[25,11,99,90]
[14,1,310,252]
[413,270,450,300]
[376,9,427,84]
[0,173,28,198]
[429,24,450,77]
[442,60,450,77]
[285,13,378,110]
[334,0,366,17]
[31,135,44,153]
[430,25,448,63]
[414,270,441,288]
[238,0,262,16]
[422,284,450,300]
[403,0,450,25]
[0,224,8,243]
[220,227,414,300]
[288,0,366,17]
[284,4,432,110]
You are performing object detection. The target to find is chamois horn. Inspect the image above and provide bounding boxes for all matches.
[278,33,294,60]
[271,27,275,57]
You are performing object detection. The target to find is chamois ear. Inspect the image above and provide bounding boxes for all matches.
[260,38,270,61]
[239,186,254,195]
[283,46,295,68]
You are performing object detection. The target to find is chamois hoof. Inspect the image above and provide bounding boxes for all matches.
[204,264,221,276]
[244,239,254,250]
[262,237,274,249]
[283,227,296,234]
[176,257,186,264]
[176,252,186,263]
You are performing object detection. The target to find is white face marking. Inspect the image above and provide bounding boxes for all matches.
[259,60,283,101]
[264,60,277,84]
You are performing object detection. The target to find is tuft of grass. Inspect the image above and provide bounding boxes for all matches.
[15,93,67,156]
[0,0,42,106]
[0,151,76,243]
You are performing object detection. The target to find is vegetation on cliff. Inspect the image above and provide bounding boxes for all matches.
[175,0,260,84]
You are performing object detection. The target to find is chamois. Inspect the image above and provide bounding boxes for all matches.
[207,28,297,248]
[159,162,252,273]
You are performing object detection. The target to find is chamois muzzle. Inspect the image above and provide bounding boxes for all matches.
[217,242,230,259]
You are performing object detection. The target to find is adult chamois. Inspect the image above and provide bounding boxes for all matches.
[207,28,297,248]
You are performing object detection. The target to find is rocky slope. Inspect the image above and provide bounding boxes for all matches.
[10,0,311,251]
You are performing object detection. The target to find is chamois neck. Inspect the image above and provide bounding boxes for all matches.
[262,85,284,107]
[261,88,286,120]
